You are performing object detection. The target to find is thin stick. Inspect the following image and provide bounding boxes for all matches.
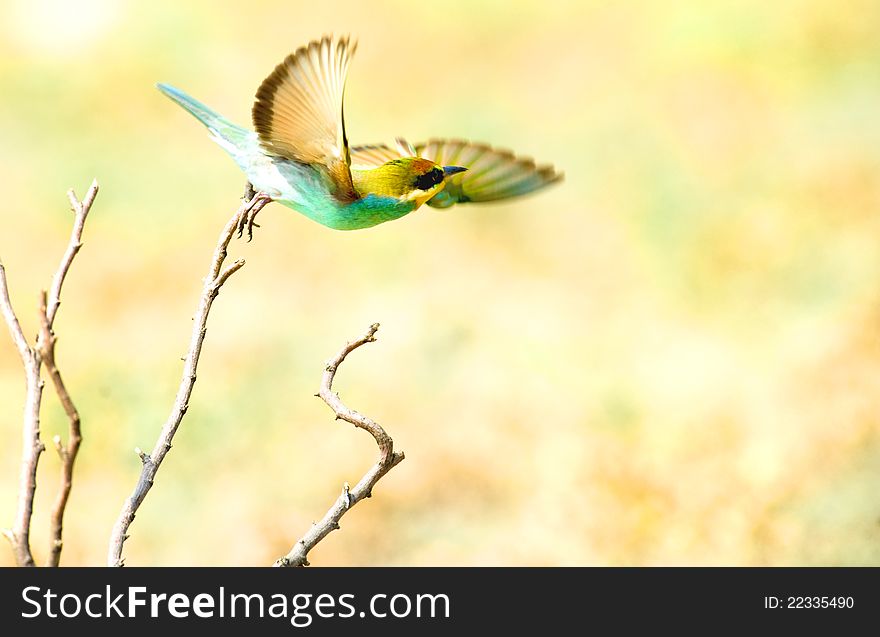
[107,193,271,567]
[274,323,405,567]
[40,180,97,567]
[0,180,98,567]
[0,262,31,364]
[45,181,99,325]
[39,292,82,567]
[0,265,43,567]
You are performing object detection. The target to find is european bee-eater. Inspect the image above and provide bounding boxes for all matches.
[158,35,562,231]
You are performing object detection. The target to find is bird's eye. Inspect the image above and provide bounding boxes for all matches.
[414,168,444,191]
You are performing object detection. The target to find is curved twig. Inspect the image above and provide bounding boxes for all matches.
[0,264,43,567]
[0,180,98,567]
[41,181,98,566]
[274,323,405,567]
[45,183,99,325]
[39,292,82,567]
[107,191,271,566]
[0,264,31,362]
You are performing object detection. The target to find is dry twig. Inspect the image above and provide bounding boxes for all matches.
[274,323,405,567]
[40,182,98,566]
[0,180,98,567]
[39,292,82,566]
[0,263,43,567]
[107,191,271,567]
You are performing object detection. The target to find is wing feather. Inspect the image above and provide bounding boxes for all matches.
[252,35,357,198]
[417,138,562,208]
[349,138,562,207]
[349,143,404,167]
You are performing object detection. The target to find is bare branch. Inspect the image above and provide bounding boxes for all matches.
[213,258,246,291]
[0,265,42,567]
[39,291,83,567]
[46,180,98,325]
[107,192,271,567]
[0,181,97,566]
[35,181,97,566]
[0,261,31,366]
[274,323,405,567]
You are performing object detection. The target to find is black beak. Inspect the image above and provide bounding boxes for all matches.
[442,165,468,178]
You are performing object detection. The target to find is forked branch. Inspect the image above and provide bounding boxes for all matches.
[107,191,271,566]
[39,292,82,567]
[274,323,405,567]
[0,180,98,567]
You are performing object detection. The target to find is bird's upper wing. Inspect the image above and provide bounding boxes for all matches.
[417,139,563,208]
[252,35,357,199]
[350,138,562,207]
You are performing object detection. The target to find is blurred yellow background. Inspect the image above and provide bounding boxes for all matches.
[2,0,880,566]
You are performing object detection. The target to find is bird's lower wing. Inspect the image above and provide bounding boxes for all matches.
[416,139,563,208]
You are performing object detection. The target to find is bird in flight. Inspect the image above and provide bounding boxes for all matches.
[158,35,562,232]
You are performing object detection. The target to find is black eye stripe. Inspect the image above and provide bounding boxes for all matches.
[414,168,444,190]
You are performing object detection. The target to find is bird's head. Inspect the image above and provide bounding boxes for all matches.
[352,158,468,207]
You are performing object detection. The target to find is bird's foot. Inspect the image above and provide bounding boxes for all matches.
[237,191,272,242]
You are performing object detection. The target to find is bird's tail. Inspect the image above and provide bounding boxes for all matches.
[156,83,251,147]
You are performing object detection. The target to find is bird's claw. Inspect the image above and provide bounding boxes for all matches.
[236,192,271,242]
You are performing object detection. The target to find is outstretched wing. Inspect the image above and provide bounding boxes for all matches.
[349,138,562,207]
[252,35,357,198]
[417,139,563,208]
